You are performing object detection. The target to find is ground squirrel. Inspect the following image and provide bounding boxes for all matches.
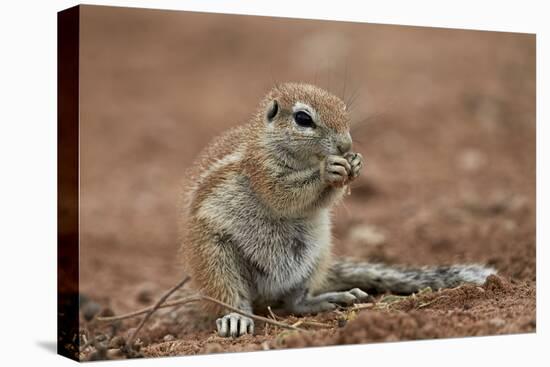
[178,82,495,338]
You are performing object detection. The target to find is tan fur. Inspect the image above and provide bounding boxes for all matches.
[177,82,494,337]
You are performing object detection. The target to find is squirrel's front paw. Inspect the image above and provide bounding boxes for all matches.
[321,155,352,187]
[216,313,254,338]
[344,152,363,181]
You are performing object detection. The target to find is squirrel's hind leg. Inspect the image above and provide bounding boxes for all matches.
[182,218,256,338]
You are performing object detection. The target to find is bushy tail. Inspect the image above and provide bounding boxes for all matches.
[320,258,496,295]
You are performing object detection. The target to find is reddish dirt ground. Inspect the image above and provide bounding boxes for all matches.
[76,5,535,360]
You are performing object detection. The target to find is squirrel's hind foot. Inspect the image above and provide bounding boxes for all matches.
[285,287,369,315]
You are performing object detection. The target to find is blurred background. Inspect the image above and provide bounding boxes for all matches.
[78,4,535,339]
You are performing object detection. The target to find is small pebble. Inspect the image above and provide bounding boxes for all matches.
[337,318,348,328]
[82,301,101,321]
[136,286,155,304]
[163,334,176,342]
[99,307,115,317]
[95,334,107,342]
[489,317,506,328]
[106,348,125,360]
[108,335,126,349]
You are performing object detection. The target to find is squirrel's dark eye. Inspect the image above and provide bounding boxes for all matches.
[294,111,315,128]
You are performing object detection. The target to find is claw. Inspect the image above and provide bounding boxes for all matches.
[344,152,364,180]
[349,288,369,301]
[216,313,254,338]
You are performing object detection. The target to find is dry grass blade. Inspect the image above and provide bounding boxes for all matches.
[267,305,279,321]
[292,320,303,328]
[301,320,332,329]
[417,295,449,309]
[352,303,375,311]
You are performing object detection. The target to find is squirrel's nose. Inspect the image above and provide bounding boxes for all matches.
[337,135,352,154]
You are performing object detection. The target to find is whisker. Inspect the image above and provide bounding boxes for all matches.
[342,61,349,103]
[347,87,361,111]
[326,63,331,94]
[345,78,361,106]
[268,64,275,87]
[314,63,320,86]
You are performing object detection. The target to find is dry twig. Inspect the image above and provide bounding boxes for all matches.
[126,276,190,350]
[97,280,302,333]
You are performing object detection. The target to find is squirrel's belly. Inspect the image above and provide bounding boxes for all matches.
[253,250,318,300]
[250,212,332,301]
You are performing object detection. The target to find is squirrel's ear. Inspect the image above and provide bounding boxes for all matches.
[266,100,279,122]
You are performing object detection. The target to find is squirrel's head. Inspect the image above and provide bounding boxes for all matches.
[257,82,352,165]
